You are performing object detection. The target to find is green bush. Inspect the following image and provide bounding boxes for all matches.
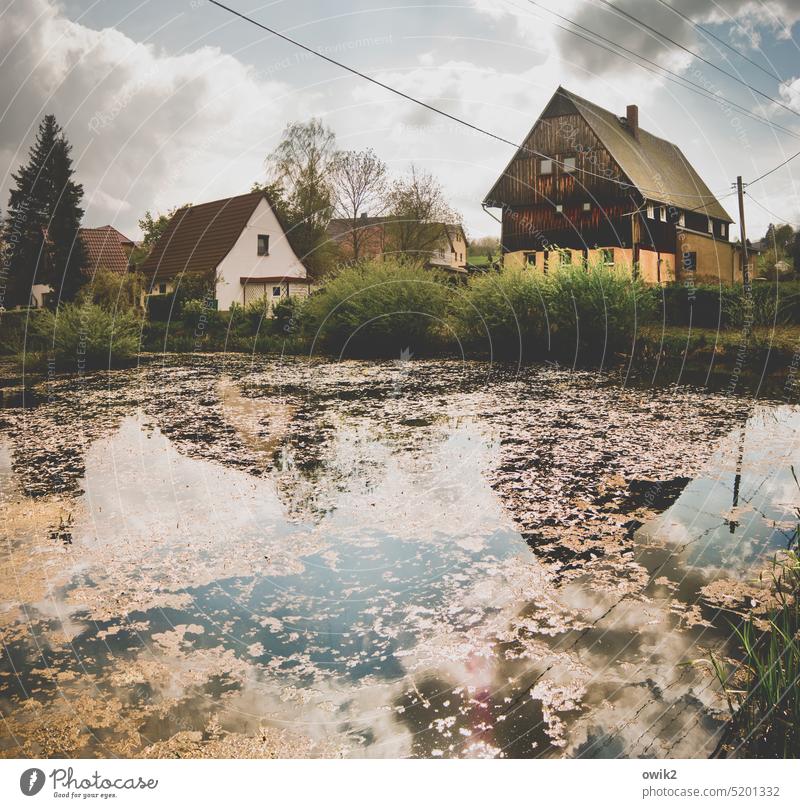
[546,262,654,360]
[78,268,144,312]
[656,281,800,329]
[448,262,652,362]
[302,260,451,357]
[30,302,142,370]
[447,265,549,358]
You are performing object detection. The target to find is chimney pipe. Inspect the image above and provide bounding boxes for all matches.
[626,104,638,138]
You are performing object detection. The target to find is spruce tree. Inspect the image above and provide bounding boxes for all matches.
[47,133,87,302]
[3,115,86,306]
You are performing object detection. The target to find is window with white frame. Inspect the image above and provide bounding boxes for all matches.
[659,207,667,222]
[272,285,281,297]
[600,248,614,266]
[563,157,576,173]
[678,212,685,227]
[539,158,552,175]
[258,234,270,256]
[525,252,536,267]
[555,204,563,213]
[721,223,727,239]
[707,218,713,234]
[583,202,591,212]
[646,204,654,219]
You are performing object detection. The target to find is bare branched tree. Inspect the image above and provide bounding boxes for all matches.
[330,148,387,261]
[386,166,460,261]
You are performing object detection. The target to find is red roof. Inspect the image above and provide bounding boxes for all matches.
[79,226,133,275]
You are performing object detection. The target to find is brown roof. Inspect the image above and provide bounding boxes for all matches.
[485,86,733,222]
[140,192,265,282]
[79,226,133,275]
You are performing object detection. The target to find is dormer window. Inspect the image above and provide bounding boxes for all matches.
[678,213,685,227]
[659,207,667,222]
[721,223,727,239]
[646,204,654,219]
[563,157,576,173]
[257,234,270,256]
[707,218,713,235]
[539,159,552,175]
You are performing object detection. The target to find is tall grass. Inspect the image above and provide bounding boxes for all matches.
[302,259,452,357]
[447,261,653,363]
[712,547,800,758]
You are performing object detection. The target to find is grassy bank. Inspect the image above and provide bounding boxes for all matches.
[2,263,800,377]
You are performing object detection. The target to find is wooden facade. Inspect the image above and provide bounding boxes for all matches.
[485,87,739,284]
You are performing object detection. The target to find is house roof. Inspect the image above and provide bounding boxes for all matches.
[79,226,134,275]
[241,275,311,283]
[485,86,733,223]
[139,192,265,281]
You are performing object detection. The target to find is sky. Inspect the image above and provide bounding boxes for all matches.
[1,0,800,242]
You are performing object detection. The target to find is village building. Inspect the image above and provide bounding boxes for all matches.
[140,191,310,311]
[484,86,753,284]
[327,216,469,274]
[30,224,135,308]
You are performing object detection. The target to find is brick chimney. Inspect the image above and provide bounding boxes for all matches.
[626,104,639,138]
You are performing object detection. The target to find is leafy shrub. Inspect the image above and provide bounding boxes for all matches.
[302,260,451,356]
[657,281,800,329]
[449,262,653,362]
[78,268,144,312]
[546,262,654,360]
[181,298,224,331]
[146,294,179,322]
[30,303,142,370]
[447,266,549,359]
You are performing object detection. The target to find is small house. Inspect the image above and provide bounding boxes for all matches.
[327,216,468,274]
[139,191,310,311]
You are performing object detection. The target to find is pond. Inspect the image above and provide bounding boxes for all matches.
[0,355,797,758]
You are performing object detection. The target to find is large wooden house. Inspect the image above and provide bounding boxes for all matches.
[484,87,749,284]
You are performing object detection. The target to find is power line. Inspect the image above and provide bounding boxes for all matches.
[207,0,726,200]
[746,146,800,186]
[524,0,800,143]
[592,0,800,120]
[651,0,782,83]
[746,194,795,225]
[210,0,800,207]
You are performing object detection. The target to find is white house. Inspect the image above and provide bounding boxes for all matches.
[140,191,310,311]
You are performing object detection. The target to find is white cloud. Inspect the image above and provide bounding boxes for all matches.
[0,0,310,238]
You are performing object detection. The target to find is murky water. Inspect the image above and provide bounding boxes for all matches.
[0,356,797,758]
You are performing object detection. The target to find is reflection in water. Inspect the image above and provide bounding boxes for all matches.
[0,359,797,758]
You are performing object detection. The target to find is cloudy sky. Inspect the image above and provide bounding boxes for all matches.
[1,0,799,241]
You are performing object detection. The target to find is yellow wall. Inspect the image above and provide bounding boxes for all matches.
[676,232,738,284]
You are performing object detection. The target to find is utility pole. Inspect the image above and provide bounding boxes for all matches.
[736,176,750,288]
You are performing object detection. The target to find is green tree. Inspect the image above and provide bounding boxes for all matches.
[3,115,87,306]
[266,119,337,279]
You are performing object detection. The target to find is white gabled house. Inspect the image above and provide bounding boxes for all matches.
[140,191,310,311]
